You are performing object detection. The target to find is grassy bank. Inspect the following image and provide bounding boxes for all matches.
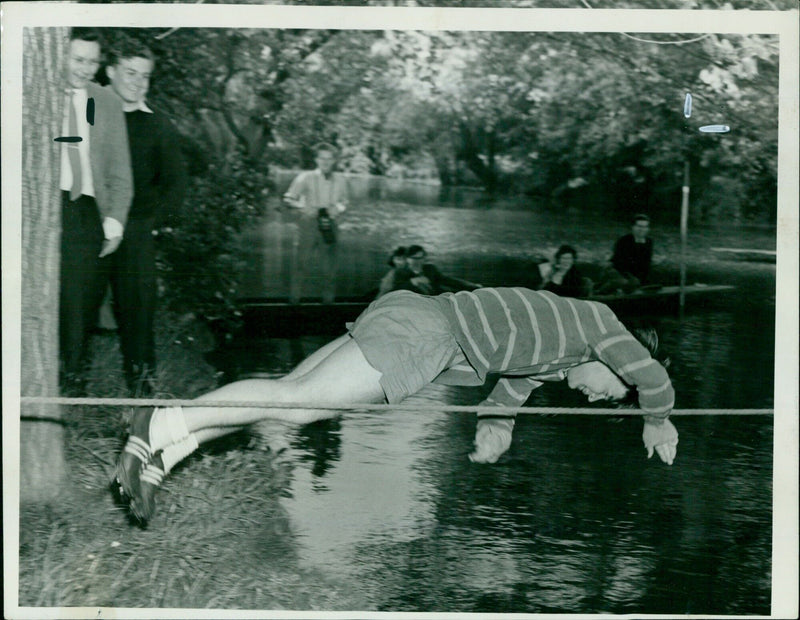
[17,313,369,611]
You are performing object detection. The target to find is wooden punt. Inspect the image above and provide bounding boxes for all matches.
[711,247,776,263]
[238,283,737,336]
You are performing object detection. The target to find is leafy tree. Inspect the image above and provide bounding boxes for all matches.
[82,6,781,331]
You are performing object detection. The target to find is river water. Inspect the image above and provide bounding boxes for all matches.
[225,179,777,614]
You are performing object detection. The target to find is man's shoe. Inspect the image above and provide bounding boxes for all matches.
[135,452,166,524]
[113,408,155,515]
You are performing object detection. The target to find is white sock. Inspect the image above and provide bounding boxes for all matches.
[149,406,190,452]
[159,434,200,474]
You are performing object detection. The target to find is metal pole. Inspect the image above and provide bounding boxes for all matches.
[679,160,690,310]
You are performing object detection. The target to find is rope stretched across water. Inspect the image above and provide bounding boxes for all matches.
[20,396,773,417]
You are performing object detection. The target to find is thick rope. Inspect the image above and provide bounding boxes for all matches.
[19,396,773,417]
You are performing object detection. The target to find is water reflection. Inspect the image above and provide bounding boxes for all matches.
[229,186,775,614]
[257,380,771,614]
[231,298,774,613]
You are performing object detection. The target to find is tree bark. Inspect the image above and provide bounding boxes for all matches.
[20,27,69,503]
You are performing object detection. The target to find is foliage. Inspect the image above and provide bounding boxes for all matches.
[155,161,270,332]
[90,7,782,329]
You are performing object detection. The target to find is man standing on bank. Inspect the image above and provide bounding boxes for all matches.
[283,142,349,304]
[59,28,133,395]
[105,39,187,395]
[115,287,678,524]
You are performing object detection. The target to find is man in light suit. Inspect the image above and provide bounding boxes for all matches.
[283,143,349,304]
[59,28,133,394]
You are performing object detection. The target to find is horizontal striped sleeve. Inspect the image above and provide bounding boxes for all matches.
[592,328,675,419]
[483,377,542,411]
[638,380,672,397]
[618,358,658,376]
[595,333,636,355]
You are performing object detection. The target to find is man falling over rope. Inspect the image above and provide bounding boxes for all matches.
[114,287,679,523]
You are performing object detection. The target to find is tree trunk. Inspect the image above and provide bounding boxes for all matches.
[457,121,498,191]
[20,27,68,503]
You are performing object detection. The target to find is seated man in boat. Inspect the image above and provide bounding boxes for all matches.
[537,244,593,298]
[375,246,408,299]
[114,287,678,524]
[596,214,654,294]
[391,244,482,295]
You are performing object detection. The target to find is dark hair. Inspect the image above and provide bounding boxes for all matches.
[69,28,102,44]
[108,39,155,66]
[388,246,407,266]
[554,244,577,262]
[632,213,651,225]
[313,142,337,157]
[406,244,427,258]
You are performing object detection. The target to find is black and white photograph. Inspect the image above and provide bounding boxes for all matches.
[2,2,798,618]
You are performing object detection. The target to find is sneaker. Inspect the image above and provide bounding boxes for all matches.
[133,451,165,524]
[113,408,155,510]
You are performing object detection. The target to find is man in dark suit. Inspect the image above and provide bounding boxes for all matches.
[105,39,187,395]
[596,214,654,294]
[59,28,133,394]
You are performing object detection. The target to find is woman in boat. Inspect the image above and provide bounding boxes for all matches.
[114,287,678,524]
[375,246,408,299]
[538,244,593,298]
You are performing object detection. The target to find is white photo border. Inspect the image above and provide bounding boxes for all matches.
[2,3,798,619]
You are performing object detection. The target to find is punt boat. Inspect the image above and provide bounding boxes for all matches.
[238,283,737,336]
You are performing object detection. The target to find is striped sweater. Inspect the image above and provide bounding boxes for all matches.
[432,288,674,419]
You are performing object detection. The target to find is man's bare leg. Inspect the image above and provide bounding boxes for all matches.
[160,337,384,442]
[116,337,386,521]
[279,334,350,381]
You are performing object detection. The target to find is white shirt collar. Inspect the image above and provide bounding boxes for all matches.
[122,100,153,114]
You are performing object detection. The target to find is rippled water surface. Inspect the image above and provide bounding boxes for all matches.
[227,186,777,614]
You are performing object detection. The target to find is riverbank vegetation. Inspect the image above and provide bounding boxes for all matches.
[82,2,784,328]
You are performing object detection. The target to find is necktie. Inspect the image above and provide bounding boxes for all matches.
[67,91,82,201]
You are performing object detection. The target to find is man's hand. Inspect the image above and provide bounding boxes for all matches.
[642,418,679,465]
[99,236,122,257]
[469,417,514,464]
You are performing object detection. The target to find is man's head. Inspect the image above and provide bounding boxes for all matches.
[67,28,101,90]
[567,362,629,402]
[631,214,651,243]
[313,142,337,175]
[567,326,664,404]
[107,41,155,107]
[388,246,407,268]
[406,245,427,274]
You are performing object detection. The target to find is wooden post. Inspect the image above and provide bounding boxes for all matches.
[679,160,690,311]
